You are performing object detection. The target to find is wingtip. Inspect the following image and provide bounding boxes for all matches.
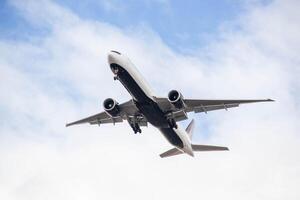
[267,99,275,102]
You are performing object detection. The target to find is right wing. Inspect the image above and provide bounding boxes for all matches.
[66,111,120,127]
[66,100,148,127]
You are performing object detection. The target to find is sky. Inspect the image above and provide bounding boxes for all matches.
[0,0,300,200]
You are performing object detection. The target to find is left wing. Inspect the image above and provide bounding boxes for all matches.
[66,100,147,127]
[184,99,274,113]
[155,97,274,121]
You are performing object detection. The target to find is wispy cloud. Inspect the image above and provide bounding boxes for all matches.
[0,0,299,199]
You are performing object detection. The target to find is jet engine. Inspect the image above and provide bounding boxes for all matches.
[103,98,120,117]
[168,90,186,109]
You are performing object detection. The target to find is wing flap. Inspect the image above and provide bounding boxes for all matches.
[193,103,239,113]
[185,99,274,107]
[89,117,123,125]
[186,99,273,113]
[165,109,188,122]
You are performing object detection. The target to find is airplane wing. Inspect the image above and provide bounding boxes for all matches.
[66,100,148,127]
[184,99,274,113]
[155,97,274,121]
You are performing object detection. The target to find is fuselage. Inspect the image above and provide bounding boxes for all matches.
[108,51,193,156]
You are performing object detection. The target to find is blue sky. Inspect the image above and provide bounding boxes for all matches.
[0,1,299,199]
[56,0,243,50]
[0,0,251,137]
[0,0,271,51]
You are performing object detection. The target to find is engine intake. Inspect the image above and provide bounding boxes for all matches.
[103,98,120,117]
[168,90,185,109]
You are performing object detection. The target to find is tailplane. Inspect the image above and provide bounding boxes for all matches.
[159,119,229,158]
[159,144,229,158]
[159,148,183,158]
[192,144,229,151]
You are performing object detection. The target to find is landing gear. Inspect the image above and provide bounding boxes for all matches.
[113,76,118,81]
[168,118,178,129]
[130,123,142,134]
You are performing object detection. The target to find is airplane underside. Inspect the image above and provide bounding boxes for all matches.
[112,63,184,149]
[66,50,273,157]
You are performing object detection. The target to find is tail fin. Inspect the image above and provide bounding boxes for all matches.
[185,119,195,139]
[160,120,195,158]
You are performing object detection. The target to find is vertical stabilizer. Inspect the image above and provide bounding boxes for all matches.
[185,119,195,139]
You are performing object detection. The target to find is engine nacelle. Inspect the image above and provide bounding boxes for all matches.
[103,98,120,117]
[168,90,186,109]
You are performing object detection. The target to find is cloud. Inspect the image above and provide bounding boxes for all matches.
[0,0,299,200]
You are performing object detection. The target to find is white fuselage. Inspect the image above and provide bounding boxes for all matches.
[108,51,194,156]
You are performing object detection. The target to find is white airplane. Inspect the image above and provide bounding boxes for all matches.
[66,50,274,158]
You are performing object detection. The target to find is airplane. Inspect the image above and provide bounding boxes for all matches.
[66,50,274,158]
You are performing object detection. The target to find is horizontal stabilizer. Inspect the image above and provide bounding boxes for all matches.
[159,148,183,158]
[192,144,229,151]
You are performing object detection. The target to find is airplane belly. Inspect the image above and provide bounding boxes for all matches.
[159,128,184,149]
[135,103,168,127]
[112,64,154,102]
[111,63,185,148]
[114,63,169,127]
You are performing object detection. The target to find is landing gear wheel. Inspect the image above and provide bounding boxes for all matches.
[130,123,142,134]
[137,127,142,133]
[113,76,118,81]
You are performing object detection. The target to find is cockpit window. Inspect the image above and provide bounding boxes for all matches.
[111,50,121,55]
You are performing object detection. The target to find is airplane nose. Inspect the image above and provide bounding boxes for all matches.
[107,50,121,64]
[107,52,116,64]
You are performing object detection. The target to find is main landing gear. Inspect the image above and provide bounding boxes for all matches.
[168,118,178,129]
[128,116,142,134]
[130,123,142,134]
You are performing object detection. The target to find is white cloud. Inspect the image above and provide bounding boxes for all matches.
[0,0,300,200]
